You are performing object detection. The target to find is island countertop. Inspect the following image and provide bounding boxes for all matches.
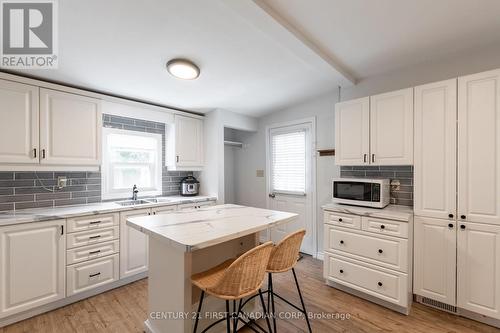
[127,204,298,251]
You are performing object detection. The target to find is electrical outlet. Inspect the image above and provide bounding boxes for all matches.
[256,170,264,178]
[57,176,68,189]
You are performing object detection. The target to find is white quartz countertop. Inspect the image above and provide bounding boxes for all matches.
[322,203,413,222]
[127,204,298,251]
[0,196,217,226]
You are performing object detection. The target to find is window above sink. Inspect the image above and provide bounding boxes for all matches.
[102,128,162,200]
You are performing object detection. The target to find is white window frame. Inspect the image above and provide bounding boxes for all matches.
[101,127,162,200]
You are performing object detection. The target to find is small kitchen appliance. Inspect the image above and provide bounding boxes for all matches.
[180,176,200,196]
[332,178,390,208]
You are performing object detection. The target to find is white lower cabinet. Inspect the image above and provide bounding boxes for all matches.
[0,220,65,319]
[119,208,151,279]
[67,254,119,296]
[413,216,456,306]
[323,209,412,313]
[457,222,500,319]
[414,217,500,321]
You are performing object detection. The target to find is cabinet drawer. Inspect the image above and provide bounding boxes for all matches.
[67,213,119,233]
[324,254,408,306]
[66,240,119,265]
[362,217,408,238]
[66,226,119,249]
[67,254,119,296]
[325,226,408,272]
[324,211,361,230]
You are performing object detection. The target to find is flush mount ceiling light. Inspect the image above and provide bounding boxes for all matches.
[166,59,200,80]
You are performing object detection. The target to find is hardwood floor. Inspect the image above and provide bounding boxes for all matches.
[1,256,499,333]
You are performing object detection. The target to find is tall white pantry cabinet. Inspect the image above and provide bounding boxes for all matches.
[414,69,500,321]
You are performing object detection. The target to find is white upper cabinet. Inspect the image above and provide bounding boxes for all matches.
[413,216,456,306]
[370,88,414,165]
[457,222,500,319]
[458,69,500,225]
[335,97,370,165]
[414,79,457,219]
[335,89,413,166]
[0,220,65,318]
[40,89,102,166]
[0,80,39,164]
[166,115,203,170]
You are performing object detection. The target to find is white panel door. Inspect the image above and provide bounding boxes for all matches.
[370,88,414,165]
[175,115,203,167]
[458,69,500,225]
[335,97,370,165]
[0,220,65,318]
[120,208,150,279]
[0,80,39,164]
[414,79,457,219]
[267,122,313,254]
[413,217,456,306]
[40,88,101,166]
[457,222,500,319]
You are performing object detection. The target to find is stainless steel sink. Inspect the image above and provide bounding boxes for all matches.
[115,199,151,206]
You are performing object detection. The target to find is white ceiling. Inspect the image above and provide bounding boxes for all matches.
[260,0,500,79]
[8,0,500,116]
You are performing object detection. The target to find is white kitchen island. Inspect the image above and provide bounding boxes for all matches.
[127,204,298,333]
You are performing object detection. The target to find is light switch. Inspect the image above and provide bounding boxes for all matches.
[256,170,264,178]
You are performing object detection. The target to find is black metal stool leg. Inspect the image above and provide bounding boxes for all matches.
[292,268,312,333]
[258,289,273,333]
[193,291,205,333]
[269,274,277,333]
[226,300,231,333]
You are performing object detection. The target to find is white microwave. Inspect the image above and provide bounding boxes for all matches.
[332,178,390,208]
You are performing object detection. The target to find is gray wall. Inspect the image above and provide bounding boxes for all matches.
[0,114,192,211]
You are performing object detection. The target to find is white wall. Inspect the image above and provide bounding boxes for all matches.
[199,109,258,203]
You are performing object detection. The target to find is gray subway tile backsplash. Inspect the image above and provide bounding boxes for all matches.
[340,165,414,207]
[0,114,193,211]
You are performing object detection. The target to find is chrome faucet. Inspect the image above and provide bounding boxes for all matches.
[132,185,138,200]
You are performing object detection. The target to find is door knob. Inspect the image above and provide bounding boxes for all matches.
[448,223,454,228]
[460,215,466,219]
[380,225,385,229]
[268,193,275,198]
[378,249,383,254]
[460,224,466,230]
[448,213,454,218]
[378,282,383,287]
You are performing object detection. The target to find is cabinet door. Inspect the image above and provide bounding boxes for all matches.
[458,222,500,319]
[0,220,65,318]
[335,97,370,165]
[175,115,203,167]
[40,88,101,166]
[120,208,150,279]
[414,79,457,219]
[370,88,413,165]
[0,80,39,164]
[413,217,456,306]
[458,69,500,225]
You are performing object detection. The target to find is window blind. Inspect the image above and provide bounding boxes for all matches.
[271,130,306,195]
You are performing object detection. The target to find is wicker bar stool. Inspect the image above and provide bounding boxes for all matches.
[191,242,274,333]
[267,229,311,332]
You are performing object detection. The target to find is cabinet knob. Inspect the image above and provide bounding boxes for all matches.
[460,215,466,219]
[339,269,344,274]
[448,213,454,218]
[448,223,454,228]
[378,282,383,287]
[378,249,383,254]
[380,225,385,229]
[338,218,343,222]
[460,224,466,230]
[340,240,344,244]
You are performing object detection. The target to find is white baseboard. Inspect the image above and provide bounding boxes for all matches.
[315,251,324,261]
